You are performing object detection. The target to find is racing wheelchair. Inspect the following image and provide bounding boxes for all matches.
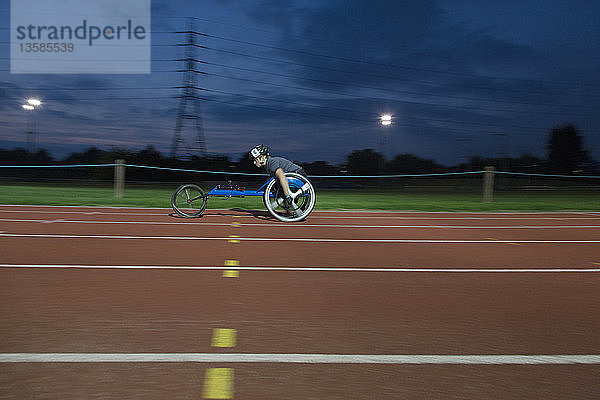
[171,172,316,222]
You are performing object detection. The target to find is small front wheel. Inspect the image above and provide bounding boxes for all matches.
[172,184,208,218]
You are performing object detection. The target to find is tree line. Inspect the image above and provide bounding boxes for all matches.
[1,124,598,178]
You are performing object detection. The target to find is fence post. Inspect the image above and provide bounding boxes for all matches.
[114,159,125,198]
[483,166,495,202]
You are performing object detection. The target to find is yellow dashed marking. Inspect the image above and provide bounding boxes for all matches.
[228,235,240,244]
[223,261,240,278]
[223,270,240,278]
[593,262,600,266]
[231,222,242,228]
[211,328,237,348]
[203,368,234,399]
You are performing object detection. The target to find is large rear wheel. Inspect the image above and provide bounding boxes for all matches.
[263,172,316,222]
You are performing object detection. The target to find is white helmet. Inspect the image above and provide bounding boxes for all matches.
[250,144,269,159]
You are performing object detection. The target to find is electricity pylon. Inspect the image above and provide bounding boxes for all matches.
[171,18,207,159]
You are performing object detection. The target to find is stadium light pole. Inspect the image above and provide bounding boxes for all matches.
[379,114,392,158]
[378,114,392,189]
[22,98,42,153]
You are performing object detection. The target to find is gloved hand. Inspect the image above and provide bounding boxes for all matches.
[283,195,293,209]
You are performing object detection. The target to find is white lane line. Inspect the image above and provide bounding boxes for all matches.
[1,218,600,229]
[3,205,599,214]
[1,233,599,243]
[1,353,599,364]
[314,216,600,220]
[0,205,171,210]
[1,209,600,220]
[1,264,599,273]
[0,210,166,216]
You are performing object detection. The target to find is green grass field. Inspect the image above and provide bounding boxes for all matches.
[1,183,598,211]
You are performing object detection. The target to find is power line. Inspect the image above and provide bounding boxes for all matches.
[183,16,600,73]
[1,28,596,137]
[3,26,597,99]
[8,71,590,127]
[203,70,597,118]
[5,82,595,136]
[3,60,594,111]
[3,10,598,89]
[200,61,597,111]
[201,95,554,137]
[201,88,554,133]
[7,86,175,91]
[169,16,600,87]
[1,89,589,138]
[4,59,597,117]
[2,95,178,102]
[196,31,600,89]
[204,46,600,99]
[203,88,376,118]
[0,86,582,134]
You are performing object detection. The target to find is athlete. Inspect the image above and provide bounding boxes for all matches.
[250,144,306,214]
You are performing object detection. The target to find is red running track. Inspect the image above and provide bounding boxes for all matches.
[1,205,600,399]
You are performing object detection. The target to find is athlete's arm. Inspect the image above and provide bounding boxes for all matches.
[275,167,291,197]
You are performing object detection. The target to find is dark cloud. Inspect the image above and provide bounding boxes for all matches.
[2,0,599,165]
[268,0,540,89]
[233,0,600,163]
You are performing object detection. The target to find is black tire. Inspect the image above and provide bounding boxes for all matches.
[263,172,316,222]
[171,184,208,218]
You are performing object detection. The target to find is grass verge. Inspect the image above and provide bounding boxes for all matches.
[0,183,598,211]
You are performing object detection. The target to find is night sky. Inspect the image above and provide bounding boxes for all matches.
[1,0,599,166]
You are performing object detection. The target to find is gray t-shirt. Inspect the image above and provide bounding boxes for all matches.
[265,156,302,176]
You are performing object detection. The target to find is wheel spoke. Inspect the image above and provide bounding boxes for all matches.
[270,198,282,210]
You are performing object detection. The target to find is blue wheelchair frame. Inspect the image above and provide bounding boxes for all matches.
[206,179,270,199]
[206,175,306,200]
